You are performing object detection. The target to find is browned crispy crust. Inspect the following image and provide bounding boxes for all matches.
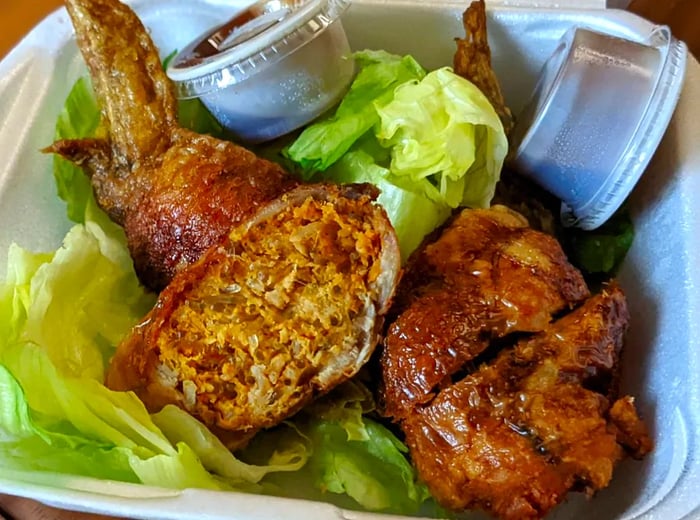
[609,396,654,459]
[46,0,297,291]
[454,0,513,134]
[401,284,651,520]
[106,184,401,450]
[380,206,590,420]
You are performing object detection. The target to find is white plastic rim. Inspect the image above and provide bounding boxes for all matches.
[166,0,352,99]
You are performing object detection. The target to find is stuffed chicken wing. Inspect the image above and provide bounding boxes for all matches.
[107,184,401,449]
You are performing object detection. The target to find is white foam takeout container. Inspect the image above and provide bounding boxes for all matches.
[0,1,699,519]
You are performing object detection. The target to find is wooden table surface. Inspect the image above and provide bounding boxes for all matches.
[1,0,63,57]
[629,0,700,57]
[1,0,698,58]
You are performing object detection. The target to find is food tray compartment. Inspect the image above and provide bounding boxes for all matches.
[0,1,698,519]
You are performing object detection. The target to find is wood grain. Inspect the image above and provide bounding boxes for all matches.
[628,0,700,57]
[0,0,63,57]
[0,494,119,520]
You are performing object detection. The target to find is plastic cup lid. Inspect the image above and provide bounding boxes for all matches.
[166,0,351,99]
[510,25,687,231]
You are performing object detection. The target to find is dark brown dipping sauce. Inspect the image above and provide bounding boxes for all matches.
[174,9,257,68]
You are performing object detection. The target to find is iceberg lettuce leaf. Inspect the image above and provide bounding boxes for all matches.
[285,53,508,258]
[152,405,307,486]
[53,77,101,223]
[303,382,430,513]
[242,382,430,515]
[1,344,171,453]
[0,224,155,382]
[127,441,228,490]
[376,67,508,209]
[0,245,53,345]
[306,418,430,513]
[0,362,139,483]
[285,50,426,177]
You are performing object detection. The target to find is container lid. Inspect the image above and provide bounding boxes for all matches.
[509,25,687,231]
[166,0,351,99]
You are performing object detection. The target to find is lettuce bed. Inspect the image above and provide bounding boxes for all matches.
[0,41,634,515]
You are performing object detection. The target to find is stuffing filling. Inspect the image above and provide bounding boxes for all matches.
[156,197,384,431]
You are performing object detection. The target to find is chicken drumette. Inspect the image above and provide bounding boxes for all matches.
[47,0,297,291]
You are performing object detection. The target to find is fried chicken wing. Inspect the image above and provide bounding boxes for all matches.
[46,0,297,291]
[609,395,654,459]
[454,0,513,134]
[402,284,651,519]
[380,206,589,419]
[379,201,651,519]
[106,184,401,449]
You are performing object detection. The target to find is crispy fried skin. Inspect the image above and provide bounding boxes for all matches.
[398,284,651,520]
[609,396,654,459]
[380,206,589,420]
[106,184,401,449]
[454,0,513,134]
[46,0,297,291]
[379,205,651,519]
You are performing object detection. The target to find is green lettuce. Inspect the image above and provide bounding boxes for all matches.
[0,65,433,513]
[0,362,138,483]
[0,345,222,489]
[53,77,102,224]
[564,207,635,274]
[0,226,307,491]
[243,381,431,515]
[302,383,431,514]
[0,223,154,381]
[152,405,307,487]
[286,50,426,176]
[285,51,508,258]
[376,67,507,209]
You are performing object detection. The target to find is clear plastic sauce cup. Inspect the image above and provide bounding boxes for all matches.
[167,0,355,143]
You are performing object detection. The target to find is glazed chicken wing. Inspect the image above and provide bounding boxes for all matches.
[47,0,297,291]
[380,206,589,419]
[402,284,652,519]
[107,184,401,449]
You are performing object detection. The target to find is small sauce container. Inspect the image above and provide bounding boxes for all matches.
[166,0,354,143]
[509,26,687,230]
